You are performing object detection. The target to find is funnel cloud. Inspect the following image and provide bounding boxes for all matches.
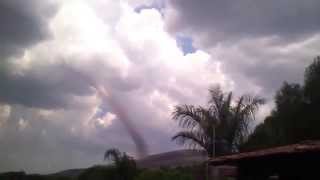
[96,87,149,158]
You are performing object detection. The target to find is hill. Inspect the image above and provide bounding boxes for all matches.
[137,149,206,169]
[0,149,206,179]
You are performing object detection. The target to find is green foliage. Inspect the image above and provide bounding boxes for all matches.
[243,56,320,151]
[240,117,275,150]
[304,56,320,103]
[78,165,118,180]
[134,168,193,180]
[172,86,264,157]
[0,164,200,180]
[78,162,198,180]
[0,171,74,180]
[103,148,138,180]
[0,172,26,180]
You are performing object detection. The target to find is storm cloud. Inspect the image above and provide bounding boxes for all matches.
[0,63,93,109]
[166,0,320,44]
[0,0,57,59]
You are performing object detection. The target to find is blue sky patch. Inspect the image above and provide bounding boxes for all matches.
[134,0,166,13]
[176,35,196,55]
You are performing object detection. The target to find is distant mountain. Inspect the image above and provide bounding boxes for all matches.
[50,149,206,177]
[137,149,207,169]
[0,149,207,179]
[49,168,85,178]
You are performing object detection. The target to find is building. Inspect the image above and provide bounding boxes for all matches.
[209,141,320,179]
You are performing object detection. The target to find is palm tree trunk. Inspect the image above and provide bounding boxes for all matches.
[209,126,216,180]
[213,126,215,157]
[206,161,209,180]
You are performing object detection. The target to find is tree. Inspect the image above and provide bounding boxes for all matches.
[240,116,278,151]
[134,168,193,180]
[304,56,320,103]
[79,166,117,180]
[244,56,320,150]
[104,148,137,180]
[171,86,264,158]
[243,82,306,150]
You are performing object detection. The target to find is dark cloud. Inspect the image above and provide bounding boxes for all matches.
[0,0,72,110]
[166,0,320,44]
[0,0,57,59]
[0,63,93,109]
[211,36,320,98]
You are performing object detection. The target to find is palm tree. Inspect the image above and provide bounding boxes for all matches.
[104,148,122,165]
[172,86,264,158]
[104,148,137,180]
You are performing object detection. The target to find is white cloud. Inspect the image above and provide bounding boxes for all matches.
[0,105,10,127]
[95,112,117,128]
[18,118,30,131]
[125,0,154,7]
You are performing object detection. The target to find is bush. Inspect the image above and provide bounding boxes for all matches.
[134,168,193,180]
[78,165,118,180]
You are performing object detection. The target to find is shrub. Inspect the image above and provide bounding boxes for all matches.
[134,168,193,180]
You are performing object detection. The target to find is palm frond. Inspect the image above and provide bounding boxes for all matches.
[172,105,205,129]
[238,95,265,121]
[208,86,224,114]
[208,86,233,124]
[104,148,121,163]
[197,106,218,129]
[232,95,265,146]
[172,130,207,150]
[172,86,264,155]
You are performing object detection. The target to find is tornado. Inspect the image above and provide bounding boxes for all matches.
[97,87,149,159]
[66,67,148,158]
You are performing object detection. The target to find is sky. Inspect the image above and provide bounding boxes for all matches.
[0,0,319,174]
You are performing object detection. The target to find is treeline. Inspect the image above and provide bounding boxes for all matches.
[78,165,199,180]
[0,166,199,180]
[242,56,320,151]
[0,171,71,180]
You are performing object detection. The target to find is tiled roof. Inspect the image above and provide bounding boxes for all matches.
[209,141,320,165]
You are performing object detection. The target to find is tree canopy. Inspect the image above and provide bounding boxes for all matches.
[243,56,320,151]
[104,148,137,180]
